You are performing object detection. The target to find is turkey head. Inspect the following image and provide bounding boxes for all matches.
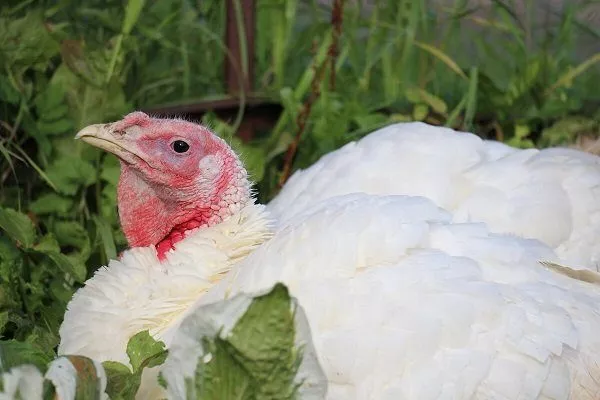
[75,111,251,259]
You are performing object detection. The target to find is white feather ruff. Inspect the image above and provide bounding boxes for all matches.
[58,203,273,364]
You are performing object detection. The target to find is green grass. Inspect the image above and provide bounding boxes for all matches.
[0,0,598,353]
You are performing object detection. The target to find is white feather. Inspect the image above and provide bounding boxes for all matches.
[199,194,600,400]
[268,122,600,268]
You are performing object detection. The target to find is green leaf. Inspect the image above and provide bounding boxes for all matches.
[34,83,65,112]
[45,156,96,195]
[539,117,598,148]
[102,361,139,400]
[0,208,36,248]
[51,221,91,261]
[547,53,600,95]
[123,0,147,34]
[0,76,20,105]
[353,112,389,130]
[100,155,121,185]
[126,330,168,373]
[30,237,87,283]
[223,284,300,398]
[160,283,327,399]
[103,331,167,399]
[29,193,75,216]
[507,123,535,149]
[0,340,52,373]
[405,88,448,115]
[190,337,254,399]
[412,104,429,121]
[24,326,59,360]
[36,119,74,136]
[93,216,117,261]
[49,278,74,305]
[33,234,61,253]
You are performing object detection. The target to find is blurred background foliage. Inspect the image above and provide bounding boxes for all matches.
[0,0,599,352]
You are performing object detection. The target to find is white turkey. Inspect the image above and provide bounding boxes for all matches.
[59,112,600,399]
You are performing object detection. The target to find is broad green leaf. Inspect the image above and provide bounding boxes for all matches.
[160,283,327,399]
[39,104,70,122]
[34,83,65,112]
[50,65,130,129]
[223,284,301,398]
[126,330,168,373]
[29,242,87,283]
[102,361,139,400]
[190,337,254,399]
[36,119,74,136]
[0,208,36,248]
[23,326,59,360]
[100,155,121,185]
[45,156,96,195]
[33,234,61,253]
[29,193,74,216]
[103,331,167,399]
[0,76,20,105]
[49,279,75,304]
[0,340,52,373]
[51,221,91,261]
[0,235,21,264]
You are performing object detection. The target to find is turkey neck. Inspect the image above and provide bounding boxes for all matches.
[117,165,182,250]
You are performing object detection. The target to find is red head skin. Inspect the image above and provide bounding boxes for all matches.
[105,112,250,260]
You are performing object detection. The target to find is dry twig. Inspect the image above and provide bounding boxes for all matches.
[278,0,345,187]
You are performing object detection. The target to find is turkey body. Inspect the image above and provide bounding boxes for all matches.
[61,195,600,400]
[59,120,600,399]
[198,194,600,400]
[268,123,600,268]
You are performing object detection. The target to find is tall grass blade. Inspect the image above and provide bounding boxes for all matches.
[547,53,600,95]
[414,41,467,79]
[464,67,479,131]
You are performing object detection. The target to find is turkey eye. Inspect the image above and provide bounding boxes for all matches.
[171,140,190,153]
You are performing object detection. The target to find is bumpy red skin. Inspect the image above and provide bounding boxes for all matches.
[112,112,248,260]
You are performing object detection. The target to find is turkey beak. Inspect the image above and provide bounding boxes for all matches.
[75,123,149,166]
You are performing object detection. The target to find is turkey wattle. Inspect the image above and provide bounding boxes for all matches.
[59,112,600,399]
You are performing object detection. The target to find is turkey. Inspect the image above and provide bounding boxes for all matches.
[59,112,600,399]
[268,122,600,268]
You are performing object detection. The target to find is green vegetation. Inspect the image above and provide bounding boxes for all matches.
[0,283,324,399]
[0,0,598,378]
